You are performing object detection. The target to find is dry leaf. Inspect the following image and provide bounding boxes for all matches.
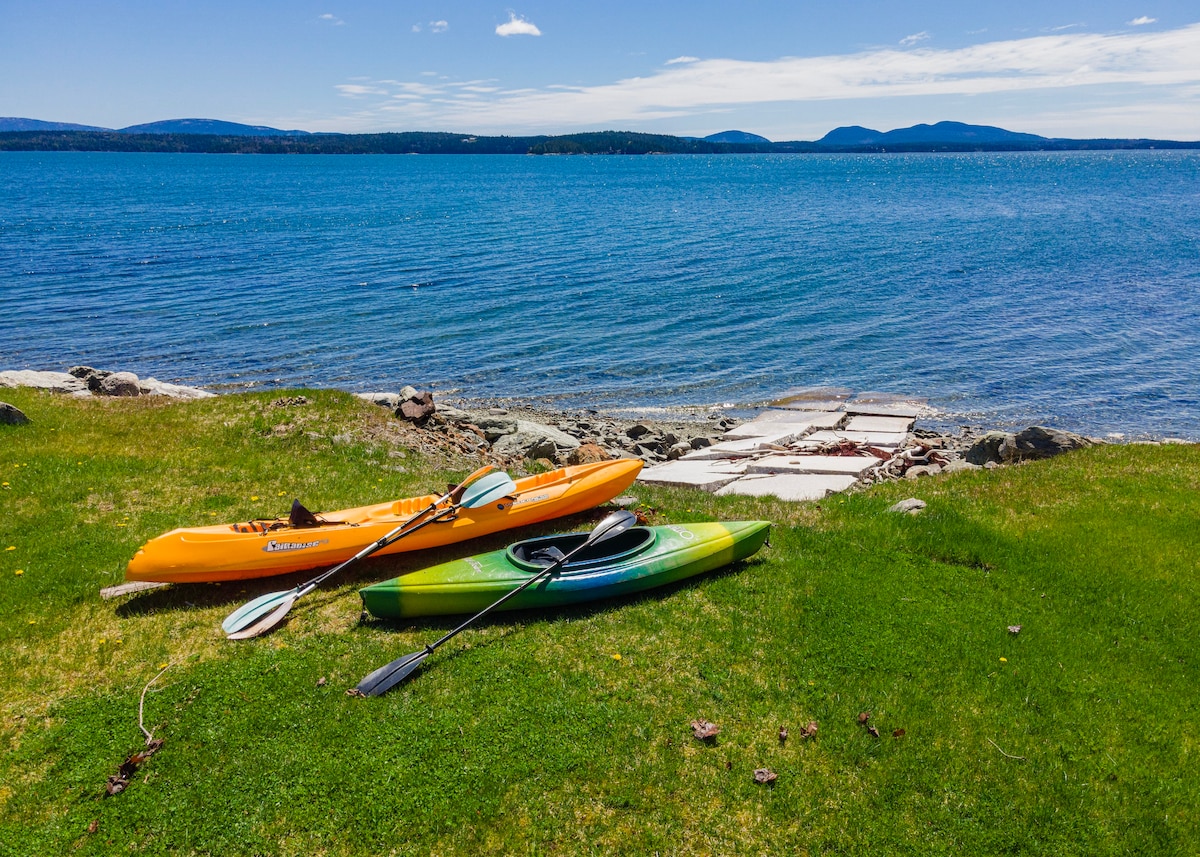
[802,721,819,739]
[1008,625,1022,634]
[867,725,880,738]
[857,712,871,725]
[690,719,720,740]
[317,676,327,687]
[753,768,778,784]
[86,820,98,835]
[778,726,788,743]
[892,728,906,738]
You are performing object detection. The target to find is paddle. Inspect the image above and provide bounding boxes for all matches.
[354,509,638,697]
[222,466,512,640]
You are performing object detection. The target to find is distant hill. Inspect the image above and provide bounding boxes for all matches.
[817,125,884,146]
[2,119,1196,154]
[819,121,1047,147]
[0,117,111,132]
[117,119,311,136]
[703,130,771,144]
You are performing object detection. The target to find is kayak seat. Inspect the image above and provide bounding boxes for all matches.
[509,527,655,572]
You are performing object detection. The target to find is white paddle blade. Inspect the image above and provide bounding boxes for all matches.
[221,589,295,634]
[458,471,517,508]
[225,594,298,640]
[447,464,497,504]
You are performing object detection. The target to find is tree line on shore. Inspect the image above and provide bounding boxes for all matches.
[3,129,1198,155]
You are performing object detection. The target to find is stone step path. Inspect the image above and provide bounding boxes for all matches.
[637,395,924,501]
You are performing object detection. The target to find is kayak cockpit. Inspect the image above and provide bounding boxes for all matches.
[507,527,655,573]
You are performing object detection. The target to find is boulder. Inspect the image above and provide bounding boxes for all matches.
[98,371,141,397]
[965,431,1013,465]
[0,402,30,425]
[1000,426,1095,462]
[0,370,88,394]
[667,442,693,460]
[567,443,611,465]
[397,390,435,424]
[942,459,983,475]
[139,378,216,399]
[491,420,581,460]
[905,464,942,479]
[889,498,927,514]
[356,392,401,409]
[471,415,519,442]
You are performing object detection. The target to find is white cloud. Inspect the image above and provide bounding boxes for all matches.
[329,22,1200,137]
[430,20,449,33]
[667,56,701,65]
[320,13,344,26]
[900,31,930,47]
[496,13,541,37]
[1128,16,1157,26]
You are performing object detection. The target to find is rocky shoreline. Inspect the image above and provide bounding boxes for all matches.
[3,367,1193,495]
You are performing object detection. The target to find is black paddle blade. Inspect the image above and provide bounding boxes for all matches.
[355,649,429,696]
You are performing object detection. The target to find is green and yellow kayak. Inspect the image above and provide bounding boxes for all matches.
[359,521,770,619]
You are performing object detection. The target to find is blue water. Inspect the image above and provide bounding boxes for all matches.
[2,151,1198,438]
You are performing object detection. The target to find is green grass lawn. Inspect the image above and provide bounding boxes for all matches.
[1,388,1196,856]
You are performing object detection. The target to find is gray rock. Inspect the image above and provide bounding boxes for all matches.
[471,415,519,442]
[942,459,983,474]
[491,420,582,460]
[98,371,141,397]
[965,431,1013,465]
[1001,426,1095,462]
[356,392,402,409]
[626,423,652,440]
[667,442,693,460]
[905,464,942,479]
[434,404,472,423]
[0,370,89,394]
[889,498,927,514]
[139,378,216,399]
[0,402,30,425]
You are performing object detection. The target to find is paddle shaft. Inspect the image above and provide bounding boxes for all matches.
[354,510,637,695]
[406,534,595,659]
[292,465,501,593]
[221,466,502,637]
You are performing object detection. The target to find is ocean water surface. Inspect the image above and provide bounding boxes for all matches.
[2,150,1198,438]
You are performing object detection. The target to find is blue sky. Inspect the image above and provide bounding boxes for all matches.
[2,1,1198,139]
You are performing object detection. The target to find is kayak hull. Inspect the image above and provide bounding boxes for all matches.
[359,521,771,619]
[125,459,643,584]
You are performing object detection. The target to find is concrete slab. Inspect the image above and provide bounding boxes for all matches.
[806,411,849,430]
[744,454,882,476]
[802,429,908,449]
[844,415,914,434]
[638,459,748,492]
[687,434,797,457]
[722,415,822,441]
[715,473,860,501]
[771,399,845,412]
[844,401,923,418]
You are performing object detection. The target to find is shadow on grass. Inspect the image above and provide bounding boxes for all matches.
[112,506,625,618]
[355,554,767,638]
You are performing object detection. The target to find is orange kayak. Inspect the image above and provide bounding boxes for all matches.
[125,459,643,584]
